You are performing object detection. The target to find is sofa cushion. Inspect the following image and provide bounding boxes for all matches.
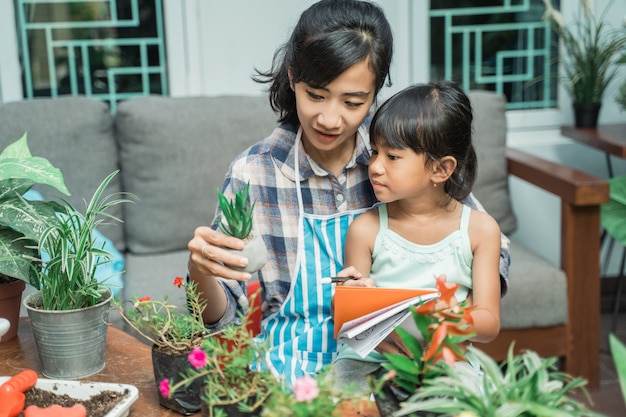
[0,96,124,250]
[115,95,277,254]
[500,239,568,328]
[468,91,517,235]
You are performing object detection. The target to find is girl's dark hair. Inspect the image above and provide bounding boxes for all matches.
[370,81,477,202]
[253,0,393,126]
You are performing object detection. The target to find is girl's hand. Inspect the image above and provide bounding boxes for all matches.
[188,226,251,281]
[335,266,375,287]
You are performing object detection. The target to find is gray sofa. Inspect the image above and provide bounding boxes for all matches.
[0,92,607,385]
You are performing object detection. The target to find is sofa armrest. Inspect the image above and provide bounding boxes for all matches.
[506,147,609,388]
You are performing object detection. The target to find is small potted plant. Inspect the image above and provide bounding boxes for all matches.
[542,0,626,127]
[21,170,134,379]
[394,345,603,417]
[114,276,210,415]
[260,369,368,417]
[163,293,279,417]
[217,182,267,273]
[371,277,603,417]
[367,277,476,417]
[0,133,69,342]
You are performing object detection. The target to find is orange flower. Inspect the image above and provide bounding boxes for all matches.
[436,276,460,306]
[139,296,151,302]
[173,276,184,288]
[423,322,448,362]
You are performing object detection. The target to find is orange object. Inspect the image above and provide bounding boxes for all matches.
[0,390,25,417]
[24,404,87,417]
[0,369,38,393]
[332,286,438,338]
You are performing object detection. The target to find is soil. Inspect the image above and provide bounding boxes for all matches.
[21,387,129,417]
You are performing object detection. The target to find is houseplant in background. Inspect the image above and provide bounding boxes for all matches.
[542,0,626,127]
[217,181,267,273]
[114,276,210,415]
[0,133,69,343]
[21,170,134,379]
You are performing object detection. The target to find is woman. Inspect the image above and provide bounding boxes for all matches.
[187,0,509,385]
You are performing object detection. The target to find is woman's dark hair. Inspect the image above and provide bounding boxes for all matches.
[253,0,393,126]
[370,81,477,202]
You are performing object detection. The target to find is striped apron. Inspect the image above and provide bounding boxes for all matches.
[262,127,370,385]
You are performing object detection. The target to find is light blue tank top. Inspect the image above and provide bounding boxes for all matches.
[371,203,473,301]
[335,203,474,363]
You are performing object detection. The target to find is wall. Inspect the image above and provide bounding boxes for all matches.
[1,0,625,275]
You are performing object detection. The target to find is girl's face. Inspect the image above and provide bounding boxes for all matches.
[368,142,434,203]
[292,59,376,160]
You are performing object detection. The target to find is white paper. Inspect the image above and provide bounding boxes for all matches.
[337,292,438,358]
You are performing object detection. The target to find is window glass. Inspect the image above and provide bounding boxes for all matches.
[13,0,167,111]
[429,0,558,110]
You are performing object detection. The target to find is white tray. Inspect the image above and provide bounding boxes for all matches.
[0,376,139,417]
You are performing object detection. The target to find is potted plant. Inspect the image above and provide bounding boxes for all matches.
[393,345,604,417]
[217,182,267,273]
[21,170,134,379]
[163,293,280,417]
[367,277,476,417]
[370,277,604,417]
[0,133,69,343]
[114,276,210,415]
[260,369,367,417]
[542,0,626,127]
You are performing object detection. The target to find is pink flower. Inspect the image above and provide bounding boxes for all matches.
[188,347,208,369]
[292,375,319,403]
[159,379,170,398]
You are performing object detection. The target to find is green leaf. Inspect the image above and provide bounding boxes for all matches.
[0,133,70,196]
[0,227,39,287]
[609,333,626,404]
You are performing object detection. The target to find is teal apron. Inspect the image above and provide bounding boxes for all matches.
[261,127,370,385]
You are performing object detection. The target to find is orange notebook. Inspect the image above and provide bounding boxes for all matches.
[332,286,438,339]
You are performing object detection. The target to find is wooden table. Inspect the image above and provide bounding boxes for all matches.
[0,319,379,416]
[561,124,626,158]
[561,124,626,176]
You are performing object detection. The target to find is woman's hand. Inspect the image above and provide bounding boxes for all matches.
[188,226,252,281]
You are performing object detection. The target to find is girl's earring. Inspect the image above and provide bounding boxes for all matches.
[433,182,437,188]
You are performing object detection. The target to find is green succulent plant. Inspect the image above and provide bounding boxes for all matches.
[217,182,255,240]
[395,345,603,417]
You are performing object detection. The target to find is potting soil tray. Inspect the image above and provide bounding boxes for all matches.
[0,376,139,417]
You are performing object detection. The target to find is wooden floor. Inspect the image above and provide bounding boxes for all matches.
[573,309,626,416]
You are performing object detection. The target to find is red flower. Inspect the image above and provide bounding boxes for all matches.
[139,296,151,303]
[173,276,184,288]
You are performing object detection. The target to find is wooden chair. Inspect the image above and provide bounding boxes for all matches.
[467,91,609,388]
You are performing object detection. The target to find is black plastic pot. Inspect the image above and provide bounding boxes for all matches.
[573,102,601,128]
[152,346,202,415]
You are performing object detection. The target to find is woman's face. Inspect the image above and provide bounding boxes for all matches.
[292,59,376,161]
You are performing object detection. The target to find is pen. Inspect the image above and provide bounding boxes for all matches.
[321,276,353,284]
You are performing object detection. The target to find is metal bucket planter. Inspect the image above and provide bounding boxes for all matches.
[23,287,112,379]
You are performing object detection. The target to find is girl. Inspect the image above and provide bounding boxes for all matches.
[335,81,501,388]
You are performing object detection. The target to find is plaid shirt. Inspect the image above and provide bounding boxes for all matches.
[206,120,511,332]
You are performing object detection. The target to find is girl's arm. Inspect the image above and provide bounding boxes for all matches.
[467,210,502,343]
[340,209,379,287]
